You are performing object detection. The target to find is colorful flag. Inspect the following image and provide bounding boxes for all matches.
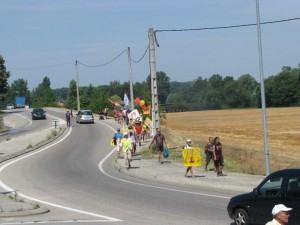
[143,105,151,115]
[182,148,202,167]
[124,93,129,106]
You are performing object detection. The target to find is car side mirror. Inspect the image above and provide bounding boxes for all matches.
[253,188,258,196]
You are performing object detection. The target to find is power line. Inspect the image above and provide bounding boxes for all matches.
[77,49,127,67]
[130,45,149,63]
[154,17,300,47]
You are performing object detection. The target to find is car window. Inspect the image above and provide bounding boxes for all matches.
[82,111,92,115]
[287,177,300,198]
[258,175,283,196]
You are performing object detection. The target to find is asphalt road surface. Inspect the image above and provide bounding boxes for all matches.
[0,109,235,225]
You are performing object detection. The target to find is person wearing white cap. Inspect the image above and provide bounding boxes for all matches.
[265,204,292,225]
[183,139,195,178]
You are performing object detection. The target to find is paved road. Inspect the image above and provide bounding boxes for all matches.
[0,108,265,225]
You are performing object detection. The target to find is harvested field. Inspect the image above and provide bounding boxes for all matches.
[162,107,300,175]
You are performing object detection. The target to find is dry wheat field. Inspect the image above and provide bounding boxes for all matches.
[162,107,300,175]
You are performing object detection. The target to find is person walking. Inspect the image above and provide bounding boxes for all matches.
[204,137,214,171]
[128,129,137,155]
[183,139,195,178]
[104,107,109,119]
[114,128,123,159]
[213,136,225,176]
[265,204,292,225]
[148,128,167,163]
[120,132,132,169]
[66,110,71,127]
[135,121,142,146]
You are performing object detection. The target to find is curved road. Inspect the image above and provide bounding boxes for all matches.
[0,109,233,225]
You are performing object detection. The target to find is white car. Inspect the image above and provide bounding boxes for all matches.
[76,110,94,124]
[6,103,14,109]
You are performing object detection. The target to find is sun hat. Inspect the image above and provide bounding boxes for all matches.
[272,204,292,216]
[186,139,192,142]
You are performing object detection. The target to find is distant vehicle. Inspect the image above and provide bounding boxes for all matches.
[6,103,15,109]
[76,110,94,124]
[227,168,300,225]
[15,96,26,108]
[31,108,46,120]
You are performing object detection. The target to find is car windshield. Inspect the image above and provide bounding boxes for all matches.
[33,108,44,113]
[82,111,92,115]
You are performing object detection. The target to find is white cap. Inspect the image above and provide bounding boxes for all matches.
[186,139,192,142]
[272,204,292,216]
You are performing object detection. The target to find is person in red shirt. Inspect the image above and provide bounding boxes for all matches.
[135,121,143,146]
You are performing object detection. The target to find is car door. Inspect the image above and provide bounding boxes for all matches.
[251,172,284,224]
[283,174,300,225]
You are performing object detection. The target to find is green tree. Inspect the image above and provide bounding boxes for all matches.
[31,76,56,107]
[146,71,170,104]
[66,80,78,110]
[236,74,258,107]
[7,79,30,105]
[0,55,10,102]
[266,68,299,106]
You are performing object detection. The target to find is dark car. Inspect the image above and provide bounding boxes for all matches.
[227,168,300,225]
[31,108,46,120]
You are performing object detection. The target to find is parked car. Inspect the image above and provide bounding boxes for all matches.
[76,110,94,124]
[227,168,300,225]
[6,103,15,109]
[31,108,46,120]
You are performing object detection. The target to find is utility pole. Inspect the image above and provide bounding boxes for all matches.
[128,47,134,109]
[256,0,270,175]
[148,28,160,135]
[75,60,80,111]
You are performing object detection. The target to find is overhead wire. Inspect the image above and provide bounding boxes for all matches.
[77,48,127,67]
[154,17,300,47]
[130,45,149,63]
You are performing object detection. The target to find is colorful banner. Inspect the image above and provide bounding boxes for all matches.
[127,109,141,121]
[182,147,202,167]
[134,96,147,109]
[143,105,151,115]
[124,93,129,107]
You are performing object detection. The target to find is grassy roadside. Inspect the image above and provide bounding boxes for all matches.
[0,111,6,132]
[140,107,300,176]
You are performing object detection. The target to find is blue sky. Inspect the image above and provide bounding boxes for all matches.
[1,0,300,90]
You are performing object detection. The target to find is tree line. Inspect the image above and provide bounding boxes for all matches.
[1,55,300,112]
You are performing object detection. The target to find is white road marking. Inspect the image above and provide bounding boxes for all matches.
[98,122,230,200]
[0,126,122,222]
[16,113,32,128]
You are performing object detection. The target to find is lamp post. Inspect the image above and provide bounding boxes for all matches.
[256,0,270,175]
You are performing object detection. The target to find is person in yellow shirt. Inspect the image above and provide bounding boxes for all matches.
[121,132,133,168]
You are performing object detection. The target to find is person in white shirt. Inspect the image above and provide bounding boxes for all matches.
[183,139,195,178]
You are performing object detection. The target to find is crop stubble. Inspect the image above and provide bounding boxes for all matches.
[163,107,300,175]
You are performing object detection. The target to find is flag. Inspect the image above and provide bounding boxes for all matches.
[182,147,202,167]
[134,97,141,104]
[108,99,121,108]
[143,105,151,115]
[124,93,129,106]
[134,96,147,109]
